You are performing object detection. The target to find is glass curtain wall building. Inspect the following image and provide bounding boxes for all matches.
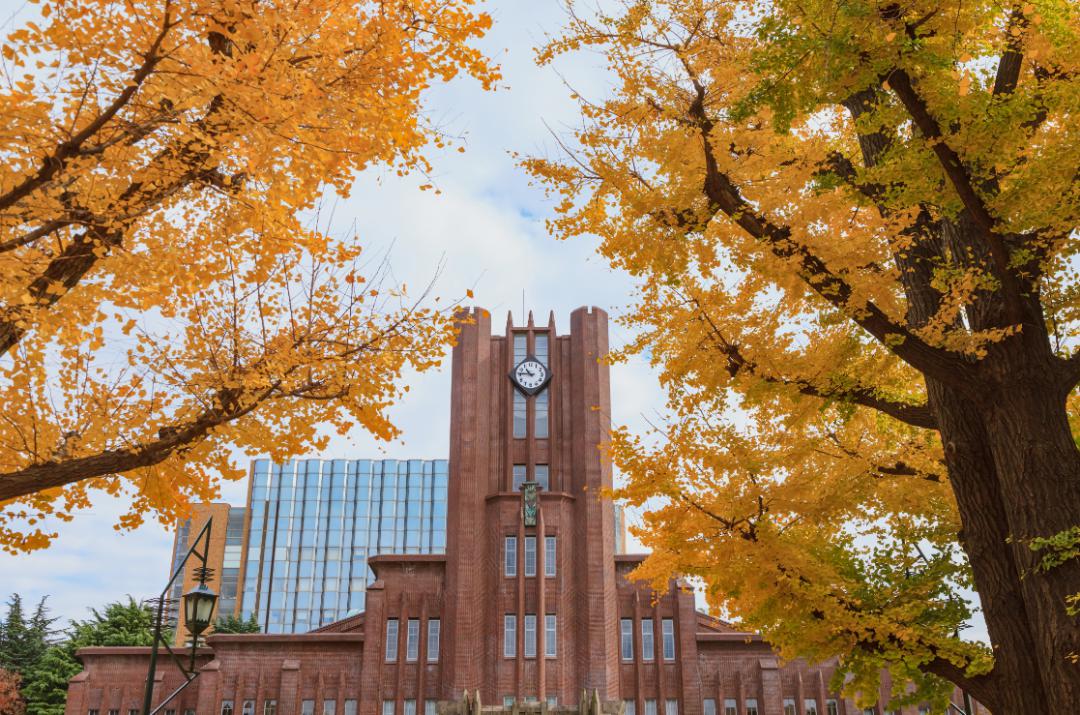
[241,459,449,633]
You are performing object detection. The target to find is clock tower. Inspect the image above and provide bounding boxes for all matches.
[442,306,621,705]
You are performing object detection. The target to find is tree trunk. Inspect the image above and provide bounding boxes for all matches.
[978,351,1080,712]
[929,378,1048,714]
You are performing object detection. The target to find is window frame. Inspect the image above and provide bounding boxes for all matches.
[524,613,537,658]
[504,614,517,657]
[505,536,517,577]
[406,618,420,662]
[665,700,678,715]
[661,618,675,660]
[524,536,536,577]
[222,702,235,715]
[641,618,655,661]
[544,536,556,577]
[385,618,399,661]
[620,618,633,660]
[545,614,557,658]
[264,701,278,715]
[427,618,441,662]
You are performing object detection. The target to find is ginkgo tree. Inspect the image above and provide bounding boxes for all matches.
[527,0,1079,712]
[0,0,495,551]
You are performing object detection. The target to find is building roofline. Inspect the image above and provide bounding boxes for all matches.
[208,633,364,645]
[614,553,649,563]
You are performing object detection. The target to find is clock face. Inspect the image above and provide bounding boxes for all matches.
[511,357,550,395]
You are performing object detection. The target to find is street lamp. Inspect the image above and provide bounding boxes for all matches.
[141,518,217,715]
[182,582,217,638]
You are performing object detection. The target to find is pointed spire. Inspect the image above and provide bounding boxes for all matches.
[506,310,514,334]
[548,310,556,331]
[527,310,535,328]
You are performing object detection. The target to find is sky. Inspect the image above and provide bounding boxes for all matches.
[0,0,993,646]
[0,0,668,626]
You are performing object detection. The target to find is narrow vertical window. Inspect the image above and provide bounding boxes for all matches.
[545,536,556,576]
[534,334,548,366]
[385,618,399,661]
[723,700,737,715]
[513,464,528,490]
[427,619,441,661]
[524,536,536,576]
[524,614,537,657]
[301,703,313,715]
[404,701,416,715]
[513,391,527,438]
[323,701,336,715]
[826,703,839,715]
[382,702,394,715]
[745,700,759,715]
[641,618,655,661]
[535,464,549,491]
[514,333,528,363]
[546,697,558,708]
[703,701,715,715]
[504,615,517,657]
[545,614,557,657]
[662,618,675,660]
[535,390,549,439]
[665,701,678,715]
[344,703,356,715]
[424,703,437,715]
[243,702,255,715]
[406,618,420,661]
[624,703,635,715]
[645,700,657,715]
[505,536,517,577]
[804,701,819,715]
[222,701,234,715]
[620,618,633,660]
[264,700,278,715]
[783,700,796,715]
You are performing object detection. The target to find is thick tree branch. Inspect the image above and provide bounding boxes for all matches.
[992,5,1028,97]
[885,68,1023,319]
[0,383,265,504]
[1061,352,1080,393]
[0,2,175,214]
[680,80,966,387]
[691,298,938,429]
[0,164,229,357]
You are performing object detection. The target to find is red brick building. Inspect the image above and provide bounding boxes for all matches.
[64,307,982,715]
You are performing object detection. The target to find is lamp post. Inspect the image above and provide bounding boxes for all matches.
[141,518,218,715]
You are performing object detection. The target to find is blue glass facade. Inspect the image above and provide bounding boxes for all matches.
[240,459,449,633]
